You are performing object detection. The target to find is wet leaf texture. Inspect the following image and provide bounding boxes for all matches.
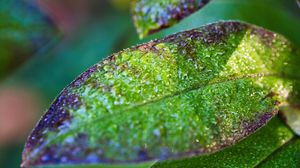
[132,0,209,38]
[22,21,300,167]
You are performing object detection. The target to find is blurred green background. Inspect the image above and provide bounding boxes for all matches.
[0,0,299,167]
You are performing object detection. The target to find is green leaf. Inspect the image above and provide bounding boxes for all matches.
[22,21,300,167]
[258,138,300,167]
[132,0,210,38]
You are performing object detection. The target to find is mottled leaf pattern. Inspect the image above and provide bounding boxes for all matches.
[22,22,300,167]
[132,0,209,38]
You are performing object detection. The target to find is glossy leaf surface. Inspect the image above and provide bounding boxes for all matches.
[132,0,209,38]
[22,22,300,167]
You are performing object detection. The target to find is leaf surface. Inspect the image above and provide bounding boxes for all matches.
[22,21,300,167]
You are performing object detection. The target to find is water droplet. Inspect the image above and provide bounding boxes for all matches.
[153,129,160,136]
[156,74,162,81]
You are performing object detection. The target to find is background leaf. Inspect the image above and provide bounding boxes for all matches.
[258,138,300,167]
[132,0,210,38]
[0,0,58,79]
